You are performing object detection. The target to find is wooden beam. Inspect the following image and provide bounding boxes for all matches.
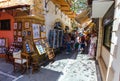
[62,10,71,12]
[64,11,73,14]
[60,6,70,11]
[68,15,75,18]
[51,0,68,6]
[60,5,68,7]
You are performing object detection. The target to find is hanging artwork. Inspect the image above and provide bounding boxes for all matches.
[22,30,27,36]
[41,32,46,38]
[27,31,31,36]
[25,42,31,53]
[0,39,5,46]
[14,31,17,36]
[14,23,17,30]
[36,45,46,55]
[18,22,22,30]
[17,37,22,42]
[18,31,22,36]
[25,22,29,28]
[41,25,46,32]
[32,24,40,39]
[14,36,17,41]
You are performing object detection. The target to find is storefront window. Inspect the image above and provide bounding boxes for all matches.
[103,22,112,50]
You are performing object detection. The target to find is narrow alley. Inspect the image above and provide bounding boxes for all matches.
[0,51,101,81]
[0,0,120,81]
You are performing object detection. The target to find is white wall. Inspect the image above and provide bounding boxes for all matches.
[98,1,120,81]
[101,46,110,67]
[110,0,120,81]
[43,1,71,39]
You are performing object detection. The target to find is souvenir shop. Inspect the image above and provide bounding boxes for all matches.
[0,5,55,73]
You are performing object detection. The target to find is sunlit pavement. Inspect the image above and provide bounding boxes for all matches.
[0,51,100,81]
[58,53,97,81]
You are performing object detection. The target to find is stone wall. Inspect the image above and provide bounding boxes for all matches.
[43,1,71,39]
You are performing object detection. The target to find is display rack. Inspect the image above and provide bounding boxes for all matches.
[49,29,63,49]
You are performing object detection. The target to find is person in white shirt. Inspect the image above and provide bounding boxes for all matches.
[88,33,97,58]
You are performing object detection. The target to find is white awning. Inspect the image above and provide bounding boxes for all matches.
[92,0,114,18]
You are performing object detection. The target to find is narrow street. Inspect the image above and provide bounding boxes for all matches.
[0,51,101,81]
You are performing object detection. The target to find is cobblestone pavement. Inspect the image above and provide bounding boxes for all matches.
[0,51,101,81]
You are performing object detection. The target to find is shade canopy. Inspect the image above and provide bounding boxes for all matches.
[51,0,76,18]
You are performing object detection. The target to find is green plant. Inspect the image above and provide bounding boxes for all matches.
[65,0,88,13]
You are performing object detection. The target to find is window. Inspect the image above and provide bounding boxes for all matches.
[103,22,112,50]
[0,19,11,30]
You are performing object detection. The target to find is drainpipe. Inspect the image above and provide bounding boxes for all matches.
[96,18,103,60]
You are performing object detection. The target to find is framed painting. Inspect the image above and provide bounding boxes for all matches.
[14,23,17,30]
[0,38,5,46]
[18,22,22,30]
[32,24,40,39]
[17,37,22,42]
[41,32,46,38]
[25,22,29,29]
[27,31,31,36]
[18,31,22,36]
[22,30,27,36]
[36,45,46,55]
[14,36,17,42]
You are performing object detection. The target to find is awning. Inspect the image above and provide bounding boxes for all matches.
[51,0,76,18]
[92,0,114,18]
[75,9,90,24]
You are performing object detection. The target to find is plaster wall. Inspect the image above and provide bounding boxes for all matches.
[43,1,71,39]
[101,46,110,67]
[111,1,120,80]
[0,12,14,46]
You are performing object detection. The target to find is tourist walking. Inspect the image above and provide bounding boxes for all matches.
[88,33,97,58]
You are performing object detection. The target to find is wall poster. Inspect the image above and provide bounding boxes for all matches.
[32,24,40,39]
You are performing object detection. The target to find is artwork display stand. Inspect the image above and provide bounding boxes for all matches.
[14,16,55,72]
[49,29,63,49]
[14,16,46,68]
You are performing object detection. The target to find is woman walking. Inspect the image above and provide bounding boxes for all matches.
[88,33,97,58]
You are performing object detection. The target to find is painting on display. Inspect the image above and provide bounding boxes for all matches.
[41,32,46,38]
[0,47,6,54]
[18,31,22,36]
[18,22,22,30]
[25,22,29,28]
[14,23,17,30]
[14,31,17,36]
[0,39,5,46]
[32,24,40,39]
[17,37,22,42]
[22,30,27,36]
[36,45,46,55]
[25,42,31,53]
[53,29,58,48]
[41,25,46,32]
[49,30,54,47]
